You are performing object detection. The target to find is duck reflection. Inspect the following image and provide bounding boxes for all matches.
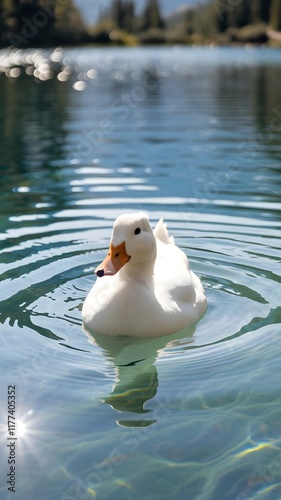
[84,326,196,427]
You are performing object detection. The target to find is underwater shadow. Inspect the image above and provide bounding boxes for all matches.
[84,324,197,427]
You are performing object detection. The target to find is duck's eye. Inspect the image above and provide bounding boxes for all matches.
[134,227,141,235]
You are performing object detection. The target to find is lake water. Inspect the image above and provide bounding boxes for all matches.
[0,46,281,500]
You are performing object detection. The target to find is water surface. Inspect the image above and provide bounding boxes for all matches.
[0,46,281,500]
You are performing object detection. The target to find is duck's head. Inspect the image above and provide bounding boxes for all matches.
[95,213,156,277]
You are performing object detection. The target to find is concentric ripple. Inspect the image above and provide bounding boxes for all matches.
[0,205,280,356]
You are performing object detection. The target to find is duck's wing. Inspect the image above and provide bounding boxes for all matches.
[153,218,175,245]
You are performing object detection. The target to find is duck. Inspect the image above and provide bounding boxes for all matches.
[82,212,207,338]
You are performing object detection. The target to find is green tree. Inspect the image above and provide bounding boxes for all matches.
[0,1,10,43]
[141,0,164,31]
[193,4,217,37]
[270,0,281,30]
[55,0,87,42]
[123,0,134,32]
[213,0,256,32]
[214,0,275,32]
[0,0,5,35]
[1,0,87,46]
[4,0,51,46]
[112,0,123,28]
[251,0,271,23]
[229,0,252,28]
[111,0,135,32]
[184,9,196,36]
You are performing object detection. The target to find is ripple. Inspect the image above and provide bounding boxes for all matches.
[1,206,280,367]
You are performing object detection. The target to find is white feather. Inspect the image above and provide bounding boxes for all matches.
[82,213,207,337]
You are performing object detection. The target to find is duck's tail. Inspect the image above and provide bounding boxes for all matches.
[153,218,175,245]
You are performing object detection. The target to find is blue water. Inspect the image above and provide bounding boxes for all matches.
[0,46,281,500]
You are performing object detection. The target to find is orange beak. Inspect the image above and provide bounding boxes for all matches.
[95,241,131,277]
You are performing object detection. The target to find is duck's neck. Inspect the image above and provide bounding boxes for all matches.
[120,250,156,284]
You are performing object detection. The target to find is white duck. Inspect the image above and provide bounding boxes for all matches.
[82,213,207,337]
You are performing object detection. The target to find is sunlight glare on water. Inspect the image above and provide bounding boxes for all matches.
[0,46,281,500]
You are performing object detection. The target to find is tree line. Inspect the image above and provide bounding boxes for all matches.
[0,0,88,47]
[0,0,281,48]
[214,0,281,32]
[0,0,165,46]
[97,0,281,44]
[97,0,281,33]
[98,0,164,32]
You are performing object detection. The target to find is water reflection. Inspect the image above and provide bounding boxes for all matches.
[0,73,69,174]
[1,47,281,219]
[212,64,281,164]
[84,326,196,427]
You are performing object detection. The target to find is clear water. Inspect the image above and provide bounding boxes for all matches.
[0,46,281,500]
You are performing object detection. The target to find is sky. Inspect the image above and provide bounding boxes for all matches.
[74,0,199,25]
